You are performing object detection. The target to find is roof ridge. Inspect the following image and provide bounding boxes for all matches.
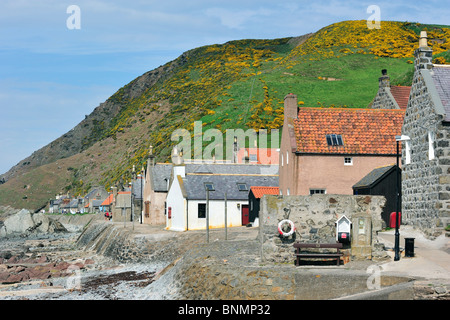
[297,107,406,112]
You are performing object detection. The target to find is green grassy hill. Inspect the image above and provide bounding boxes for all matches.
[1,20,449,210]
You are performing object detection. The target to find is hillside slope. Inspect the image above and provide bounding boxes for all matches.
[1,20,449,210]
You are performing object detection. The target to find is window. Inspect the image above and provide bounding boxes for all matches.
[204,182,214,191]
[428,131,435,160]
[198,203,206,218]
[237,183,248,191]
[344,157,353,165]
[326,134,344,146]
[310,189,326,195]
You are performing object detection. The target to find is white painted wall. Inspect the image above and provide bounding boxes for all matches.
[166,175,187,231]
[187,199,247,230]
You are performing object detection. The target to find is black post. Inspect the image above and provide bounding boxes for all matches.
[394,140,401,261]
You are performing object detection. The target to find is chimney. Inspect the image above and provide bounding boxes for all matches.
[112,186,118,204]
[171,145,184,166]
[148,145,155,167]
[414,31,433,72]
[284,93,298,122]
[379,69,390,88]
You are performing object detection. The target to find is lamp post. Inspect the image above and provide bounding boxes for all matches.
[394,135,410,261]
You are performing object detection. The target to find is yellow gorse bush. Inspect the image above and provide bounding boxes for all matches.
[283,20,450,67]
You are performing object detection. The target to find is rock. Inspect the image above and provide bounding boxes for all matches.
[6,255,19,264]
[3,209,35,235]
[0,251,11,260]
[37,256,48,263]
[0,272,10,282]
[5,273,22,284]
[0,209,67,237]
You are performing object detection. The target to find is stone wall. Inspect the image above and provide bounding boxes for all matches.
[401,66,450,236]
[258,195,386,263]
[371,71,400,110]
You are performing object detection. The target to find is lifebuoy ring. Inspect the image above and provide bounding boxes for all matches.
[278,219,295,237]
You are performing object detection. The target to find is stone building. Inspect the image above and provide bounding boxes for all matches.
[400,31,450,236]
[370,69,411,110]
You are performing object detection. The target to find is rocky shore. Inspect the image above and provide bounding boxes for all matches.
[0,209,448,300]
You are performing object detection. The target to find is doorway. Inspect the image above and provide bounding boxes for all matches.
[241,205,249,226]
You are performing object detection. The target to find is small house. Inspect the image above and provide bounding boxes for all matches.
[353,164,400,227]
[248,186,280,226]
[166,160,279,231]
[279,93,405,196]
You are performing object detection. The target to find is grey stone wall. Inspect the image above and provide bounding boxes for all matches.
[371,72,400,110]
[258,195,386,263]
[401,67,450,236]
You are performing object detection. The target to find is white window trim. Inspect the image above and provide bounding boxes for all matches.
[405,140,411,165]
[428,131,435,160]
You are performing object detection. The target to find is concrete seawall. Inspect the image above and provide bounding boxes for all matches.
[53,215,446,300]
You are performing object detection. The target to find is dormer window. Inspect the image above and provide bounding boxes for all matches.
[326,134,344,146]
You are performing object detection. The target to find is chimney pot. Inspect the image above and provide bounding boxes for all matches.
[419,31,428,48]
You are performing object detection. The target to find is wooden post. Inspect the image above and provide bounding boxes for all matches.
[206,189,209,243]
[224,192,228,240]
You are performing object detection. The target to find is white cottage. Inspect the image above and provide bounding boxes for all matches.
[166,163,279,231]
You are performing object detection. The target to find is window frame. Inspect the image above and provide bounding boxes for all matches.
[344,157,353,166]
[198,203,206,219]
[326,134,344,146]
[237,183,248,191]
[310,189,326,195]
[204,182,215,191]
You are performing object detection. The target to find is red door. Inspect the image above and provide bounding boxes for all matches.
[241,205,249,226]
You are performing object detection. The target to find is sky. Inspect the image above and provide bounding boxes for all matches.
[1,0,449,175]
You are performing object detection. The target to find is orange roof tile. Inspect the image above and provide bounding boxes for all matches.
[390,86,411,109]
[101,194,114,206]
[250,186,280,198]
[294,108,405,155]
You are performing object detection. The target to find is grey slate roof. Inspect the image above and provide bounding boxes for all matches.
[84,186,107,200]
[352,165,397,189]
[431,65,450,122]
[150,164,173,192]
[132,177,143,199]
[181,174,279,200]
[150,163,279,192]
[69,199,79,208]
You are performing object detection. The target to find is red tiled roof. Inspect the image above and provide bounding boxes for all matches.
[250,186,280,198]
[390,86,411,110]
[101,194,114,206]
[293,108,405,155]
